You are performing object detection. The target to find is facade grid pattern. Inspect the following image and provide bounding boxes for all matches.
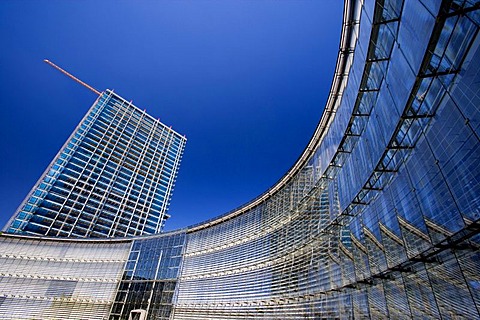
[0,235,131,320]
[4,90,186,238]
[109,231,186,320]
[0,0,479,319]
[172,0,480,318]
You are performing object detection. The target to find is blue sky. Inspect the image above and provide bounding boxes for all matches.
[0,1,343,231]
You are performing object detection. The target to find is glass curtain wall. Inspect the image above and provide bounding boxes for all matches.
[172,0,480,318]
[0,0,479,319]
[0,235,131,320]
[4,90,186,238]
[109,231,186,320]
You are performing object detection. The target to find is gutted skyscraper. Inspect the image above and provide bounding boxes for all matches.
[4,90,186,238]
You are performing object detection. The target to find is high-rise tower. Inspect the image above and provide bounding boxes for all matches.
[4,89,186,238]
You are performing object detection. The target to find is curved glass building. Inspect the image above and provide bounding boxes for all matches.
[1,0,479,319]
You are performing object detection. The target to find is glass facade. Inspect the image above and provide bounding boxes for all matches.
[0,0,479,319]
[4,90,186,238]
[0,234,131,319]
[109,231,186,320]
[173,0,480,318]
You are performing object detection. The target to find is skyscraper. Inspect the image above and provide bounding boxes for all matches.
[1,0,479,318]
[3,89,186,238]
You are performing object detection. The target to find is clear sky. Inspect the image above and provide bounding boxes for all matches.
[0,1,343,231]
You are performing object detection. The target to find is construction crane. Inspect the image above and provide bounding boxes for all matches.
[43,59,100,95]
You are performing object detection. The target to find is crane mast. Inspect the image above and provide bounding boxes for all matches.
[43,59,100,95]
